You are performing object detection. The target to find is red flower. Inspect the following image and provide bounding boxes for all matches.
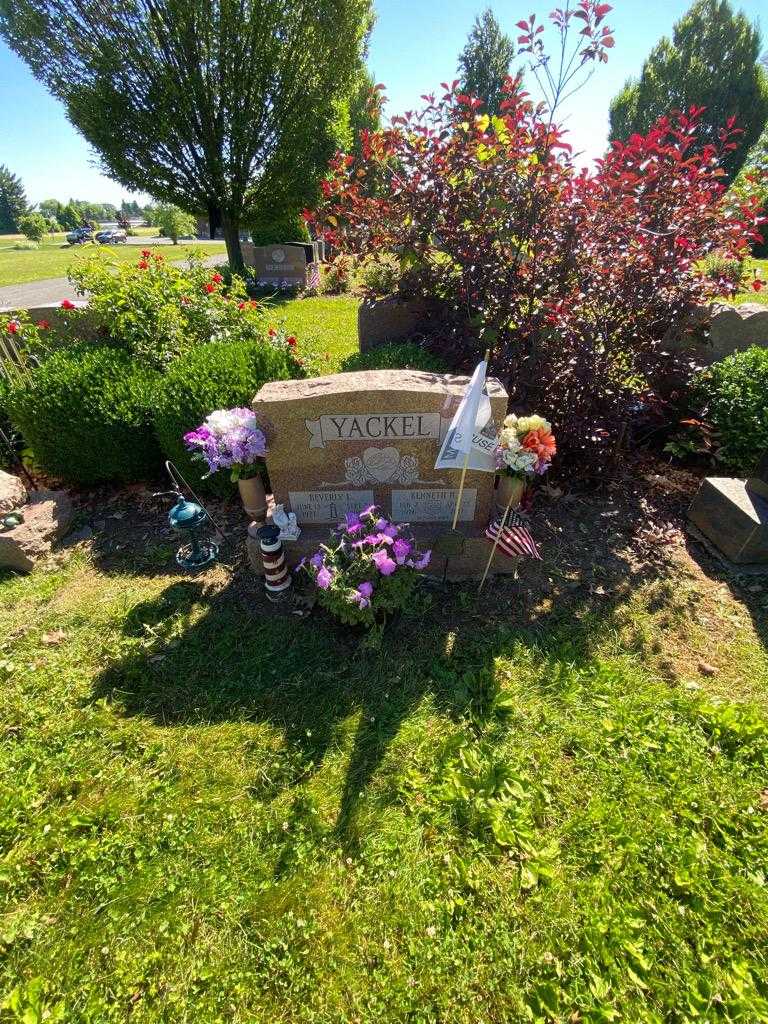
[752,278,764,292]
[204,282,215,294]
[141,249,151,258]
[36,320,50,330]
[268,327,276,337]
[237,301,246,310]
[154,253,164,262]
[7,320,18,334]
[211,272,223,284]
[137,259,149,270]
[286,335,297,347]
[60,299,76,310]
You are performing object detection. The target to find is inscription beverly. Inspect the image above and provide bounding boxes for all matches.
[306,412,442,449]
[288,489,375,525]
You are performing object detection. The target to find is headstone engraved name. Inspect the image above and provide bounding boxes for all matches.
[250,368,517,579]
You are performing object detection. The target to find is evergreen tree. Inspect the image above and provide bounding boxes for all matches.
[609,0,768,177]
[0,165,28,233]
[457,8,516,115]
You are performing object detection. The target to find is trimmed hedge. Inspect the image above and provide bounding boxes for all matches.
[6,344,160,484]
[0,375,15,469]
[340,342,449,374]
[693,345,768,473]
[154,339,301,494]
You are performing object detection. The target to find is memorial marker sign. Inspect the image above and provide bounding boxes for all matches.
[253,369,508,527]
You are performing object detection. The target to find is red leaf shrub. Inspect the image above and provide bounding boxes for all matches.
[311,80,765,470]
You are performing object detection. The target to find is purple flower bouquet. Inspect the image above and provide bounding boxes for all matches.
[183,407,267,482]
[300,505,431,628]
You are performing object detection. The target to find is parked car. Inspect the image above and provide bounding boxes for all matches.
[95,228,127,245]
[66,227,93,245]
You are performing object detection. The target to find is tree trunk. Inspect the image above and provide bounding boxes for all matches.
[222,213,244,274]
[207,202,221,240]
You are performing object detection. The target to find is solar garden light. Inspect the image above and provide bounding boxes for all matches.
[155,490,219,571]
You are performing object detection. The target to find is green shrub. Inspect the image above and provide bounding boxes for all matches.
[154,204,197,243]
[18,212,48,243]
[700,251,749,292]
[693,345,768,472]
[154,338,301,494]
[341,342,448,374]
[0,375,17,470]
[353,253,401,297]
[250,212,310,247]
[319,254,355,295]
[6,345,160,484]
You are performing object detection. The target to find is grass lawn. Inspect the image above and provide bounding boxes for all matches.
[2,297,768,1022]
[1,530,768,1022]
[0,237,227,288]
[272,295,361,373]
[732,257,768,306]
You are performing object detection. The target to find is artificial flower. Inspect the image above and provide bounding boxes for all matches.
[522,427,557,461]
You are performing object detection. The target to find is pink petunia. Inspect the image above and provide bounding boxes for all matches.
[352,580,374,608]
[316,566,333,589]
[393,538,412,564]
[371,550,397,576]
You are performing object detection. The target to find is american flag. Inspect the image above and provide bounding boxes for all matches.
[485,510,541,560]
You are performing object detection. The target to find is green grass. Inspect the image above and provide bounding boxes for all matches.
[1,546,767,1022]
[268,295,361,373]
[732,258,768,306]
[0,238,227,288]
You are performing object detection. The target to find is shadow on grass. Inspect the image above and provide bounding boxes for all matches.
[89,495,676,849]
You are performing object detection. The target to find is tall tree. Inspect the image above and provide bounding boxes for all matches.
[609,0,768,177]
[0,165,28,234]
[457,8,516,115]
[0,0,372,270]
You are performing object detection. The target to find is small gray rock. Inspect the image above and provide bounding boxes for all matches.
[0,470,26,516]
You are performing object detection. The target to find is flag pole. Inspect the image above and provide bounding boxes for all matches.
[450,348,491,532]
[478,492,515,592]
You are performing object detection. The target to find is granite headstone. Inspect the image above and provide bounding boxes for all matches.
[249,369,517,580]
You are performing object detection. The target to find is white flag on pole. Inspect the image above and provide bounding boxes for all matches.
[434,357,497,472]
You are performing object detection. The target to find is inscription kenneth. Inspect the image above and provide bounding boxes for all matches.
[392,488,477,523]
[306,412,442,449]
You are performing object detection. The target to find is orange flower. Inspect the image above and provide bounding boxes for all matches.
[522,428,556,460]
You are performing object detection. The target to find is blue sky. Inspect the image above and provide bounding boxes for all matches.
[0,0,765,206]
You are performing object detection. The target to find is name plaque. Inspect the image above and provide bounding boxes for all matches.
[289,489,375,525]
[306,412,443,449]
[391,488,477,523]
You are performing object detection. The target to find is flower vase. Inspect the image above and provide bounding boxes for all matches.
[238,475,267,524]
[495,474,526,516]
